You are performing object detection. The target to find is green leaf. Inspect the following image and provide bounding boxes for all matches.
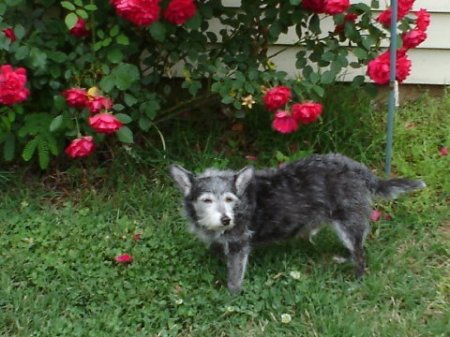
[321,70,335,84]
[85,4,97,11]
[289,0,301,5]
[185,12,202,30]
[15,46,29,60]
[37,138,50,169]
[99,74,115,93]
[111,63,140,90]
[107,48,124,63]
[64,13,78,29]
[60,1,76,11]
[124,94,138,107]
[138,117,151,132]
[140,100,160,120]
[110,25,120,37]
[149,22,166,42]
[309,14,321,35]
[29,48,47,69]
[221,96,234,105]
[116,34,129,45]
[22,138,38,161]
[116,126,134,144]
[115,113,132,124]
[75,8,88,19]
[49,115,64,132]
[353,47,368,60]
[14,24,26,39]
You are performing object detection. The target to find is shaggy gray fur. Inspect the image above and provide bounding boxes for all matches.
[170,153,425,294]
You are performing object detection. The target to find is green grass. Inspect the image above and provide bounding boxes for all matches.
[0,91,449,336]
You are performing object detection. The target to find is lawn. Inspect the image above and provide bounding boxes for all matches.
[0,91,449,337]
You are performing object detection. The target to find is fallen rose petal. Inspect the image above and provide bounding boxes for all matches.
[115,253,133,264]
[370,210,381,222]
[439,146,448,157]
[245,155,258,161]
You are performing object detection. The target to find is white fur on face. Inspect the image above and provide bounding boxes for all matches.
[193,192,238,231]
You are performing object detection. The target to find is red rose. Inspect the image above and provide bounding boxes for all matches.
[89,113,123,134]
[63,88,88,108]
[0,65,30,106]
[334,13,358,33]
[396,50,412,83]
[69,17,90,37]
[292,102,323,124]
[376,0,414,27]
[272,110,299,134]
[111,0,160,26]
[263,86,292,111]
[367,50,411,85]
[324,0,350,15]
[164,0,197,25]
[115,253,133,264]
[2,28,16,42]
[87,96,113,114]
[402,29,427,49]
[301,0,325,13]
[415,8,430,31]
[65,136,95,158]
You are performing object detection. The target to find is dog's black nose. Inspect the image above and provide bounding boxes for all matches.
[221,215,231,226]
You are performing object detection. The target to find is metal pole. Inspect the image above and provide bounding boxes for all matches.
[385,0,399,176]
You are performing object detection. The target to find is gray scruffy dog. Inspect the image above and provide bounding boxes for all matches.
[170,153,425,294]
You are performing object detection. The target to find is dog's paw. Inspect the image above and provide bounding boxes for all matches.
[227,283,242,295]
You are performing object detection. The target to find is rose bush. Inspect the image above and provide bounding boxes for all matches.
[0,0,428,168]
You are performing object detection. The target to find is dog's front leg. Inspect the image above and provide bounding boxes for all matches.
[226,242,250,295]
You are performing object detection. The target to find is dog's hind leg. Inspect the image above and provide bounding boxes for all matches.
[226,242,250,295]
[332,220,369,279]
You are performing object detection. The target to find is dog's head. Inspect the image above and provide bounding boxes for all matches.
[170,165,254,232]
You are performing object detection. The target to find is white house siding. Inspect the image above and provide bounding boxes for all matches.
[220,0,450,85]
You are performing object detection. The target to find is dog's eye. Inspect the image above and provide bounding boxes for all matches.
[202,198,213,204]
[224,196,234,203]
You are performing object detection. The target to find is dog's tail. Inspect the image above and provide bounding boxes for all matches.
[374,178,426,199]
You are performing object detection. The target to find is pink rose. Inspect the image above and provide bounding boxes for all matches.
[115,253,133,264]
[324,0,350,15]
[272,110,299,134]
[402,29,427,49]
[301,0,325,13]
[89,113,123,134]
[69,17,90,38]
[2,28,16,42]
[0,65,30,105]
[263,86,292,111]
[111,0,160,26]
[65,136,95,158]
[87,96,113,114]
[376,0,415,27]
[415,8,430,31]
[367,50,411,85]
[164,0,197,25]
[63,88,88,108]
[292,102,323,124]
[439,146,448,157]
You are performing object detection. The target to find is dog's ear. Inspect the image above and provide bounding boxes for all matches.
[235,166,254,195]
[170,165,193,196]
